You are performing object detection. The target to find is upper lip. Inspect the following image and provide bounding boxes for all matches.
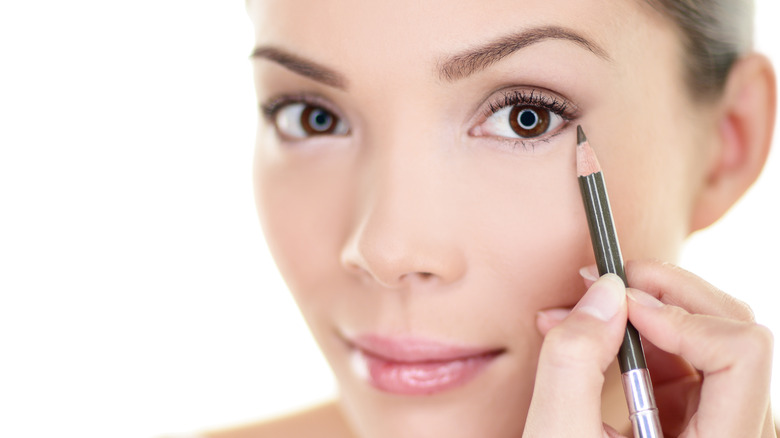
[346,333,505,363]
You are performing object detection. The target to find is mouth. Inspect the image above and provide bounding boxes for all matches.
[345,334,505,396]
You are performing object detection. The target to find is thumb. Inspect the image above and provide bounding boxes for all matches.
[524,274,628,437]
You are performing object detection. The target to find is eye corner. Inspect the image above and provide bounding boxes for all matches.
[259,99,282,121]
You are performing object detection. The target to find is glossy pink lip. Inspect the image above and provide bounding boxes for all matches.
[346,335,504,395]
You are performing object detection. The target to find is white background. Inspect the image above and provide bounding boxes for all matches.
[0,2,778,437]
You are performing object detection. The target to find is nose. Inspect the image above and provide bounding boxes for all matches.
[340,140,467,289]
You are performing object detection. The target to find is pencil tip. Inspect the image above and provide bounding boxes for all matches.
[575,127,601,177]
[577,125,587,145]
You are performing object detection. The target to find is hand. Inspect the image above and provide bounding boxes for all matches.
[524,260,775,437]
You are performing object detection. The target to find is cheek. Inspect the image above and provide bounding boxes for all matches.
[590,113,695,262]
[253,146,357,314]
[457,147,594,311]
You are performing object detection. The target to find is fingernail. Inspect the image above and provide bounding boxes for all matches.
[537,308,572,324]
[626,289,664,308]
[578,265,599,282]
[574,273,625,321]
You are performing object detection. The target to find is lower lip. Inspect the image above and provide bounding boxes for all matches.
[350,349,500,395]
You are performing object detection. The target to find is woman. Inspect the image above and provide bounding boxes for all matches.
[210,0,777,436]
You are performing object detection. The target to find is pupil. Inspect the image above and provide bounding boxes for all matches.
[508,105,550,138]
[519,110,538,128]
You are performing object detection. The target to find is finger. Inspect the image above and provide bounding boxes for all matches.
[653,372,701,437]
[625,259,755,322]
[632,327,701,436]
[583,264,720,382]
[627,288,773,437]
[579,265,599,288]
[633,332,700,435]
[639,334,699,385]
[535,308,571,335]
[525,274,628,437]
[603,423,626,438]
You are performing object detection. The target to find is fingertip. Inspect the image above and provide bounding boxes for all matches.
[627,288,664,308]
[536,308,571,334]
[574,273,626,322]
[578,264,599,283]
[601,272,626,288]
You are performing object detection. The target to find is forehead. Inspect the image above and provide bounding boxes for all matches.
[249,0,672,79]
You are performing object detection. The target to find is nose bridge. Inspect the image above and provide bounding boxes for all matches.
[341,116,466,288]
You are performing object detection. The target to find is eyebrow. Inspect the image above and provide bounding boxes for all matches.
[251,26,609,89]
[251,46,348,89]
[437,26,610,82]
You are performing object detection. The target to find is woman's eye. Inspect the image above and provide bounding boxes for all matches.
[477,104,564,139]
[272,102,349,139]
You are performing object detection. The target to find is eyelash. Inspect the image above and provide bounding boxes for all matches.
[260,93,337,122]
[483,89,575,120]
[477,88,578,149]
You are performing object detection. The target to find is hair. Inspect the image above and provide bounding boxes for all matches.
[643,0,754,99]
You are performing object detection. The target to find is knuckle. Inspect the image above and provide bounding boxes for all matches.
[653,258,683,274]
[642,258,667,268]
[734,323,774,361]
[711,290,756,322]
[665,301,693,324]
[748,324,774,352]
[727,296,756,322]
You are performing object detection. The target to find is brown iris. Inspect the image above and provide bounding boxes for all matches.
[300,105,339,135]
[508,105,550,138]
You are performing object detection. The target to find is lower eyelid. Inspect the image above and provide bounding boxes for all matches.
[520,126,569,149]
[471,120,573,154]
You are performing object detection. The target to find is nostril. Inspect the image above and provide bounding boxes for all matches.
[401,271,436,283]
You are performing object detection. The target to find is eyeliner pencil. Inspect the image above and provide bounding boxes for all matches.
[576,125,662,438]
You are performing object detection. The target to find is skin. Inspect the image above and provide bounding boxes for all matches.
[217,0,778,436]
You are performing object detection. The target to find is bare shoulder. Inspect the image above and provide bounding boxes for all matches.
[203,401,355,438]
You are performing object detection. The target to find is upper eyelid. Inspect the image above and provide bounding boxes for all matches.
[479,87,580,120]
[260,93,346,121]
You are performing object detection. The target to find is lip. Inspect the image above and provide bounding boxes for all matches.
[345,334,504,395]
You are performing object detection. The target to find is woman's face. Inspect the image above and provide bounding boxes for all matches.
[250,0,713,436]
